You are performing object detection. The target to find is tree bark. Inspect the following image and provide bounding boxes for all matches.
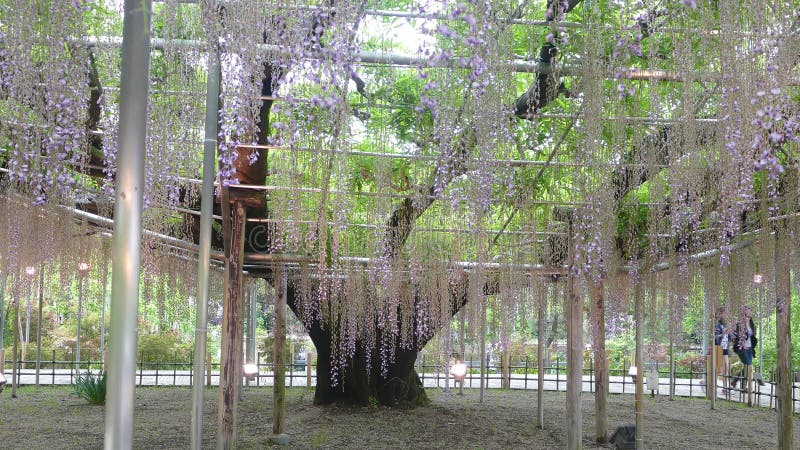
[217,202,246,450]
[286,283,429,408]
[774,219,792,450]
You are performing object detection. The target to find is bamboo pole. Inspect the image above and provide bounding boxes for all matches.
[774,220,792,450]
[270,267,289,445]
[217,202,247,450]
[104,2,151,447]
[591,279,608,443]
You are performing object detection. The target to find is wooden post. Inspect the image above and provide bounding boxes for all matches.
[217,202,246,450]
[537,283,546,430]
[269,267,289,445]
[590,278,608,443]
[566,220,582,450]
[774,220,792,450]
[501,350,510,389]
[634,276,644,450]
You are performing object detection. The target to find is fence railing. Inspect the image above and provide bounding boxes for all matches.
[3,351,799,412]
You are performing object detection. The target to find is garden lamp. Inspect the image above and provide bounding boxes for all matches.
[243,363,258,381]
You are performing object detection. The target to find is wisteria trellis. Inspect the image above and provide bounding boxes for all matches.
[0,0,798,388]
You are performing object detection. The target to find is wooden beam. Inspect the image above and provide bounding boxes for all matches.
[217,202,246,450]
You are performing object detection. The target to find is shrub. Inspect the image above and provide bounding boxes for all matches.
[73,370,106,405]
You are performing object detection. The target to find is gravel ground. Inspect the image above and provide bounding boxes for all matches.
[1,386,798,449]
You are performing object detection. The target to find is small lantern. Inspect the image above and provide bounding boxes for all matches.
[451,361,467,383]
[628,365,638,382]
[243,363,258,381]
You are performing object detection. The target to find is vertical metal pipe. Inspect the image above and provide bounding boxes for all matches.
[0,271,6,351]
[190,47,221,450]
[537,284,546,430]
[11,298,19,398]
[100,265,108,368]
[77,276,83,371]
[35,268,44,387]
[459,308,466,396]
[634,275,644,450]
[566,220,582,450]
[104,1,152,448]
[775,222,793,450]
[479,295,486,402]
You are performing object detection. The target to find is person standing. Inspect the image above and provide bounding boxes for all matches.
[714,309,731,394]
[733,306,756,406]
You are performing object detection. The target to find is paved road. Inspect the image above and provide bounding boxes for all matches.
[6,367,796,410]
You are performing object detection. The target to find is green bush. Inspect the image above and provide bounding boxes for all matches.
[73,370,106,405]
[137,332,193,368]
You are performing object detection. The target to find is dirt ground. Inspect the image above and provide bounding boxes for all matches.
[1,386,798,449]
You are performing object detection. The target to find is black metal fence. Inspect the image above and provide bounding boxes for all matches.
[3,350,799,412]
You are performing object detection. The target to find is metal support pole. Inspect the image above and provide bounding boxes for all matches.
[104,1,152,448]
[0,271,6,351]
[190,43,220,450]
[775,220,793,450]
[11,298,19,398]
[634,276,644,450]
[479,295,487,403]
[444,319,451,393]
[77,276,84,371]
[537,284,546,430]
[100,265,108,368]
[35,268,44,387]
[566,219,582,450]
[459,308,466,395]
[758,284,764,372]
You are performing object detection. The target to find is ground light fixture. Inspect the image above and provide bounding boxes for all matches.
[78,262,90,272]
[753,273,763,284]
[451,359,467,395]
[628,365,638,383]
[451,361,467,383]
[243,363,258,381]
[25,266,36,276]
